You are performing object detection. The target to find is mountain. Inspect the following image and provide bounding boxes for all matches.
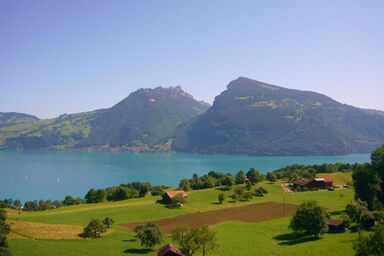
[78,86,209,151]
[172,77,384,155]
[0,86,209,151]
[0,112,39,128]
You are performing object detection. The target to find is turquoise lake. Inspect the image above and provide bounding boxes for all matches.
[0,151,370,202]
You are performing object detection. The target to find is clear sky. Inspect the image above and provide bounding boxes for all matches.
[1,0,383,119]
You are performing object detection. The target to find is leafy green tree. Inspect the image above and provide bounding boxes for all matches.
[134,223,164,248]
[242,191,253,201]
[172,225,199,256]
[13,200,21,209]
[172,225,218,256]
[82,219,107,238]
[246,168,263,184]
[194,225,218,256]
[0,247,12,256]
[353,165,381,210]
[371,146,384,205]
[289,201,327,238]
[103,217,115,228]
[222,175,235,190]
[266,172,277,182]
[179,179,191,191]
[234,186,245,198]
[0,209,11,250]
[353,224,384,256]
[235,170,247,184]
[218,193,225,204]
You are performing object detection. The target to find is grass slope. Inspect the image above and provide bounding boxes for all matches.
[8,173,357,256]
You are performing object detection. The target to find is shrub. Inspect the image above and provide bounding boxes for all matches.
[82,219,107,238]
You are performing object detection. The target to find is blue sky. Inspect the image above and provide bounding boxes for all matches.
[1,0,383,118]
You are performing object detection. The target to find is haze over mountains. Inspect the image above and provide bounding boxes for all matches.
[1,77,384,155]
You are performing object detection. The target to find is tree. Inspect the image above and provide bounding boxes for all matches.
[235,170,247,184]
[0,209,10,249]
[172,225,199,256]
[103,217,115,228]
[245,180,253,191]
[234,186,245,198]
[194,225,218,256]
[82,219,107,238]
[172,225,218,256]
[371,146,384,205]
[134,223,164,248]
[179,179,191,192]
[353,224,384,256]
[242,191,253,201]
[246,168,263,184]
[289,201,327,238]
[13,200,21,209]
[222,175,235,190]
[0,247,12,256]
[266,172,277,182]
[352,165,381,210]
[218,193,225,204]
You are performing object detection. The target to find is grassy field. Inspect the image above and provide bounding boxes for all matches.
[318,172,353,185]
[8,173,358,256]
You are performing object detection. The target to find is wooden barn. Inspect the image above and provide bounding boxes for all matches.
[162,190,187,204]
[292,178,333,191]
[157,243,184,256]
[327,219,345,233]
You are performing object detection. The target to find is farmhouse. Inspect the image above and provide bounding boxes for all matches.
[162,190,187,204]
[292,178,333,191]
[157,243,184,256]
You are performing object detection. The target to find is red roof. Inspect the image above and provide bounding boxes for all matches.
[164,190,187,199]
[292,178,312,186]
[157,243,184,256]
[324,178,333,183]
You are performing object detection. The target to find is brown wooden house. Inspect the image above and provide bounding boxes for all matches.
[292,178,333,191]
[327,219,345,233]
[162,190,187,204]
[157,243,184,256]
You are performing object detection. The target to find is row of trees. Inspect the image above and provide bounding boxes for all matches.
[23,196,83,211]
[179,168,264,191]
[84,182,168,204]
[273,162,361,181]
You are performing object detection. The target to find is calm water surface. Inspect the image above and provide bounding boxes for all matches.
[0,151,370,202]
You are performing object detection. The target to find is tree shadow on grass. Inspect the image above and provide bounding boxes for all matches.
[328,210,344,216]
[273,233,320,246]
[124,248,152,254]
[215,187,229,191]
[122,239,137,242]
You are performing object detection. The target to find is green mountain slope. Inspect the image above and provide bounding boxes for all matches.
[172,77,384,155]
[79,86,209,151]
[0,112,39,128]
[0,86,209,151]
[0,110,103,150]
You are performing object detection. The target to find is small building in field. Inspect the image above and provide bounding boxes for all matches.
[157,243,184,256]
[162,190,187,204]
[292,178,333,191]
[327,219,345,233]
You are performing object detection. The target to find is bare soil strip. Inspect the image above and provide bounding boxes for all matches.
[121,202,297,233]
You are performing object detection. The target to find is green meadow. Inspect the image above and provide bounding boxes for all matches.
[8,173,358,256]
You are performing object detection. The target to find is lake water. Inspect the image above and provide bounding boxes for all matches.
[0,151,370,202]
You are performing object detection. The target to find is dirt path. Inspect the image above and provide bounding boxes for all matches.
[121,201,297,233]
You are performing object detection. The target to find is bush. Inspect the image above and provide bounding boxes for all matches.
[150,186,165,196]
[218,193,225,204]
[82,219,107,238]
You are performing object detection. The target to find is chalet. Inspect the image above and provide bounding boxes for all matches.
[157,243,184,256]
[292,178,333,191]
[327,219,345,233]
[162,190,187,204]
